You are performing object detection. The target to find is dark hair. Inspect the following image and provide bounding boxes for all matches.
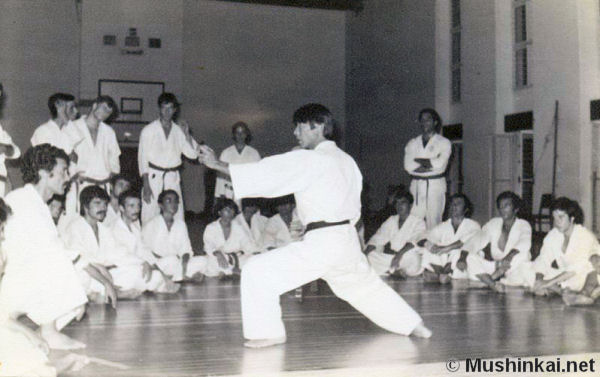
[241,197,262,210]
[95,95,117,111]
[158,189,179,205]
[0,198,12,225]
[418,108,442,133]
[110,173,130,188]
[21,144,70,184]
[495,191,522,211]
[118,188,140,207]
[48,93,75,118]
[448,193,474,218]
[551,197,584,225]
[293,103,335,139]
[158,92,179,107]
[391,189,414,206]
[272,194,295,207]
[47,193,66,206]
[231,121,252,144]
[214,197,239,215]
[79,185,110,216]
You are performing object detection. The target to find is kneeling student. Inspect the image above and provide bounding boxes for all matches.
[142,190,207,281]
[110,188,181,293]
[204,198,254,277]
[364,189,426,277]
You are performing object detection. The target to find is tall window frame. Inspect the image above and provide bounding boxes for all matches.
[451,0,461,103]
[513,0,531,88]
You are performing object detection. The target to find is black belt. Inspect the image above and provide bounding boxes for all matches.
[149,162,182,192]
[305,220,350,233]
[409,173,446,180]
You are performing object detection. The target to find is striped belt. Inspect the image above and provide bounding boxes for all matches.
[305,220,350,233]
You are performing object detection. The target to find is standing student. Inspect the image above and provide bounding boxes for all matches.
[404,108,451,229]
[0,144,87,350]
[199,103,431,348]
[214,122,260,204]
[63,96,120,217]
[31,92,79,154]
[0,83,21,197]
[138,93,199,224]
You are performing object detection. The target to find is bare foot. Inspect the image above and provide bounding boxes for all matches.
[439,274,452,285]
[492,282,506,293]
[423,270,439,283]
[190,272,205,284]
[163,278,181,293]
[40,325,86,350]
[88,292,105,304]
[563,292,594,306]
[244,336,287,348]
[117,289,144,300]
[410,323,432,338]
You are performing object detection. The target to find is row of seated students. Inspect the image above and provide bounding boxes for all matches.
[364,188,600,306]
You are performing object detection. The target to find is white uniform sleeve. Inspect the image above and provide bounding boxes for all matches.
[138,127,150,176]
[230,150,318,199]
[108,130,121,174]
[403,139,420,173]
[429,137,452,173]
[367,217,394,247]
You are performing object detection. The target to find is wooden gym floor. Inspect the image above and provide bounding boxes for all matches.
[61,276,600,377]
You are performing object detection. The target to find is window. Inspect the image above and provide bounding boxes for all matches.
[451,0,461,102]
[514,1,530,88]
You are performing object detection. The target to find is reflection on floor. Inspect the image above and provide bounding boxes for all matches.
[63,278,600,377]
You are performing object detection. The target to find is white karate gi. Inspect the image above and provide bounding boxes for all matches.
[0,184,87,328]
[0,316,56,377]
[0,123,21,197]
[530,225,599,292]
[230,140,423,340]
[465,217,532,286]
[138,119,198,224]
[141,215,207,281]
[366,214,426,276]
[215,144,260,202]
[103,204,119,228]
[421,218,481,279]
[63,216,163,295]
[263,209,304,249]
[109,216,174,293]
[63,116,120,217]
[404,133,451,229]
[234,212,268,253]
[31,119,77,154]
[203,219,254,276]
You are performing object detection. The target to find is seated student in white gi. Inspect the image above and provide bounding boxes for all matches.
[364,189,426,277]
[110,188,181,293]
[204,198,254,277]
[0,83,21,197]
[234,197,268,254]
[104,174,131,228]
[528,197,600,306]
[215,122,261,205]
[464,191,532,292]
[0,144,87,350]
[263,194,304,250]
[421,193,481,283]
[199,103,431,348]
[142,190,207,282]
[64,185,153,302]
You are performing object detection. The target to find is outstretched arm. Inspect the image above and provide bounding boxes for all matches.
[198,145,230,177]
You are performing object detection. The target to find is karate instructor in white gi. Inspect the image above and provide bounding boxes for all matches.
[199,103,431,348]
